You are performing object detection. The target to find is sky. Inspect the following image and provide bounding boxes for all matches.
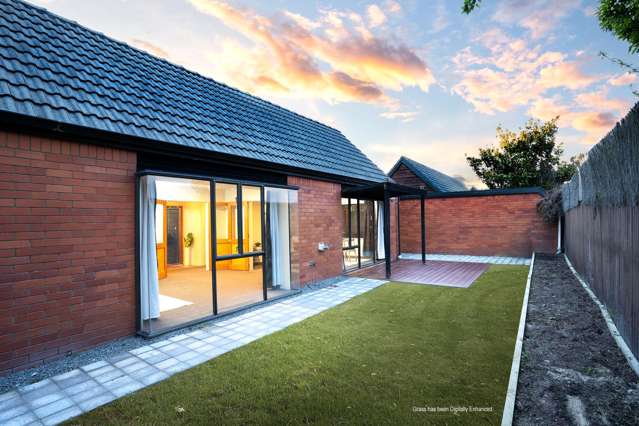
[29,0,638,187]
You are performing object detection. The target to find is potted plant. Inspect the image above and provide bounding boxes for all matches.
[184,232,194,266]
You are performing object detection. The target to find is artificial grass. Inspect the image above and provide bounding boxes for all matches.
[69,265,527,425]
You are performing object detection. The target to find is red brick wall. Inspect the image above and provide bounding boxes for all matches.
[0,131,136,374]
[288,176,343,285]
[399,194,557,258]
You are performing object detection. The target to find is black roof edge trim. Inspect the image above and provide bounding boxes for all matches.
[399,186,546,200]
[0,111,380,187]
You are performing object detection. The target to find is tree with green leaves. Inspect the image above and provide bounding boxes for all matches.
[466,117,579,189]
[598,0,639,53]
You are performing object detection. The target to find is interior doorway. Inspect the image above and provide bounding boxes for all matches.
[166,206,182,265]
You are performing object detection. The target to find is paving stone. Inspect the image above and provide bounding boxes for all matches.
[92,368,125,385]
[121,361,149,374]
[76,392,115,412]
[0,402,30,423]
[138,371,169,386]
[80,360,108,372]
[129,345,153,356]
[51,370,90,389]
[3,411,38,426]
[175,351,199,363]
[114,356,139,368]
[33,397,74,419]
[64,379,101,397]
[0,392,23,412]
[41,405,82,426]
[86,364,116,378]
[68,382,108,404]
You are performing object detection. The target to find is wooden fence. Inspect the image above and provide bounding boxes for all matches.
[562,102,639,357]
[564,205,639,356]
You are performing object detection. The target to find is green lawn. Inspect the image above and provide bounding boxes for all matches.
[69,265,527,425]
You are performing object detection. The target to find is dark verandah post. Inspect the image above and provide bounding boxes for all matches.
[420,192,425,264]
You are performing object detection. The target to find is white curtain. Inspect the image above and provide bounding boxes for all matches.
[140,175,160,320]
[267,188,291,290]
[376,201,385,260]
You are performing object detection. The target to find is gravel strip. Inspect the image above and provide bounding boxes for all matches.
[515,254,639,425]
[0,275,349,393]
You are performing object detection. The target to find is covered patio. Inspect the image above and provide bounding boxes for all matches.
[341,181,428,279]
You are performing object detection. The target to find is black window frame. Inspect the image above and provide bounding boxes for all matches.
[136,170,299,337]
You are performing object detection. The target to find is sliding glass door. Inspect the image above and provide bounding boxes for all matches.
[139,174,299,335]
[342,197,383,272]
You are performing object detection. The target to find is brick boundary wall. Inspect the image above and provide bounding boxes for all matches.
[399,194,557,258]
[0,131,136,374]
[288,176,344,285]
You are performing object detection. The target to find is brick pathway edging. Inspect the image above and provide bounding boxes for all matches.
[0,277,385,426]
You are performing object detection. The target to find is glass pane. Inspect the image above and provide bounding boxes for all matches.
[242,186,262,253]
[360,200,376,265]
[140,175,212,334]
[350,200,358,246]
[216,183,239,255]
[342,198,350,248]
[343,248,359,270]
[287,189,300,290]
[216,256,263,313]
[265,187,299,298]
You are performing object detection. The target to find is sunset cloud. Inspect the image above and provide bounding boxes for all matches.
[527,93,625,143]
[130,38,169,59]
[493,0,581,38]
[379,110,420,122]
[187,0,434,113]
[609,72,638,86]
[385,0,401,14]
[538,61,599,90]
[452,31,593,114]
[452,28,627,142]
[366,4,387,27]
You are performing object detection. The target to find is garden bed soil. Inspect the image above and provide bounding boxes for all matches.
[515,254,639,425]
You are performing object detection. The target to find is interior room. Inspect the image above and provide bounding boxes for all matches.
[139,175,300,334]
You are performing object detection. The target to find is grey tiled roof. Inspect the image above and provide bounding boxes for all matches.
[0,0,386,183]
[389,156,467,192]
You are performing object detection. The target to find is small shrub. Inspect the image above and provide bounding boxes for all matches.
[537,187,562,223]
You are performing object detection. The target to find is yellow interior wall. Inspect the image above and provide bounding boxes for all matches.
[180,201,208,267]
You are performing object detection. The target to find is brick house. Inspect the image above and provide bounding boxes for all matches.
[0,1,404,373]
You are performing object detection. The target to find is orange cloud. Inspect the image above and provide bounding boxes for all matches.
[575,89,630,114]
[609,72,638,86]
[538,61,599,90]
[528,95,623,143]
[453,30,603,115]
[187,0,434,113]
[130,39,169,59]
